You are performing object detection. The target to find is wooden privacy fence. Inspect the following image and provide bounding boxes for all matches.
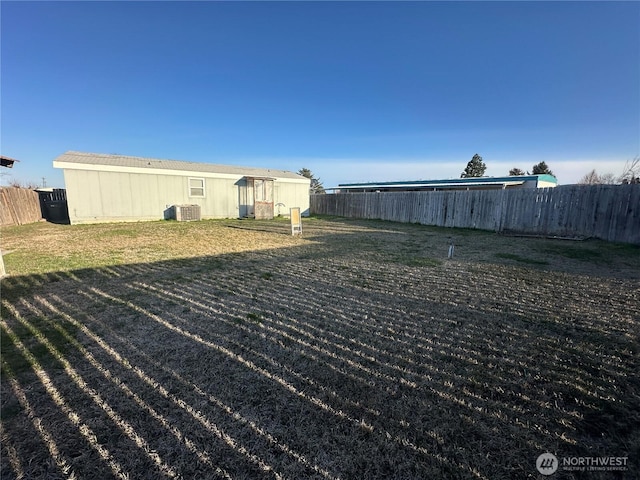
[1,187,43,226]
[311,185,640,244]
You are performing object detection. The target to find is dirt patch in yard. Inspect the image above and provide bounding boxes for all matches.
[1,218,639,479]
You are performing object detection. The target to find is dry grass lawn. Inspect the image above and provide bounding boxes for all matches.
[1,217,639,479]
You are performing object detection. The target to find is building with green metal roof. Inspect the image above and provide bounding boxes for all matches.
[333,174,557,193]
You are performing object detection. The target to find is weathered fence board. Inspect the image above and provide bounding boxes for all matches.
[311,185,640,244]
[1,187,43,226]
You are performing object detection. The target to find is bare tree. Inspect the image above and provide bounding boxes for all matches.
[620,156,640,184]
[7,179,40,189]
[579,159,639,185]
[599,172,618,184]
[578,169,601,185]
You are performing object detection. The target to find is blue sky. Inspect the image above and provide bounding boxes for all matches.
[2,1,638,189]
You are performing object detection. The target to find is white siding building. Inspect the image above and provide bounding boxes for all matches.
[53,151,310,224]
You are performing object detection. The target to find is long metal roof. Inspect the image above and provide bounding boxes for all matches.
[53,151,306,180]
[335,174,557,191]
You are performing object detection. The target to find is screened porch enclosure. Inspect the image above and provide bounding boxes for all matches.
[239,177,275,220]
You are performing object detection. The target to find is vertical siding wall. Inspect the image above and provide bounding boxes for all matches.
[0,187,43,226]
[62,169,310,224]
[311,185,640,244]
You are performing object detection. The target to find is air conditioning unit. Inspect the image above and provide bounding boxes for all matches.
[172,204,201,221]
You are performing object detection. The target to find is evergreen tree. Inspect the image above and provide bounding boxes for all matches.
[532,161,554,176]
[460,154,486,178]
[298,168,326,194]
[509,168,525,176]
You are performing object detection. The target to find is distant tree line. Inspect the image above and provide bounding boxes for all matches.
[464,153,639,185]
[461,154,555,179]
[508,161,554,177]
[2,179,41,189]
[577,156,639,185]
[303,154,639,194]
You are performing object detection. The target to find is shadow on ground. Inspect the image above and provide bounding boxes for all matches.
[1,219,639,479]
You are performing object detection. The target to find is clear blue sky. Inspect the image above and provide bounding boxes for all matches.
[2,1,638,188]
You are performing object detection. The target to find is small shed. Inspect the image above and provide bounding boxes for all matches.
[53,151,310,224]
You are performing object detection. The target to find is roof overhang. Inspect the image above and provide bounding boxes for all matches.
[1,156,19,168]
[53,151,309,182]
[244,176,277,181]
[333,180,525,191]
[53,160,250,180]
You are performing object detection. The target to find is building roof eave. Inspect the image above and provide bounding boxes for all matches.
[333,180,526,190]
[0,156,19,168]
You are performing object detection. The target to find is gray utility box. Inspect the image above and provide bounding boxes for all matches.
[171,204,201,221]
